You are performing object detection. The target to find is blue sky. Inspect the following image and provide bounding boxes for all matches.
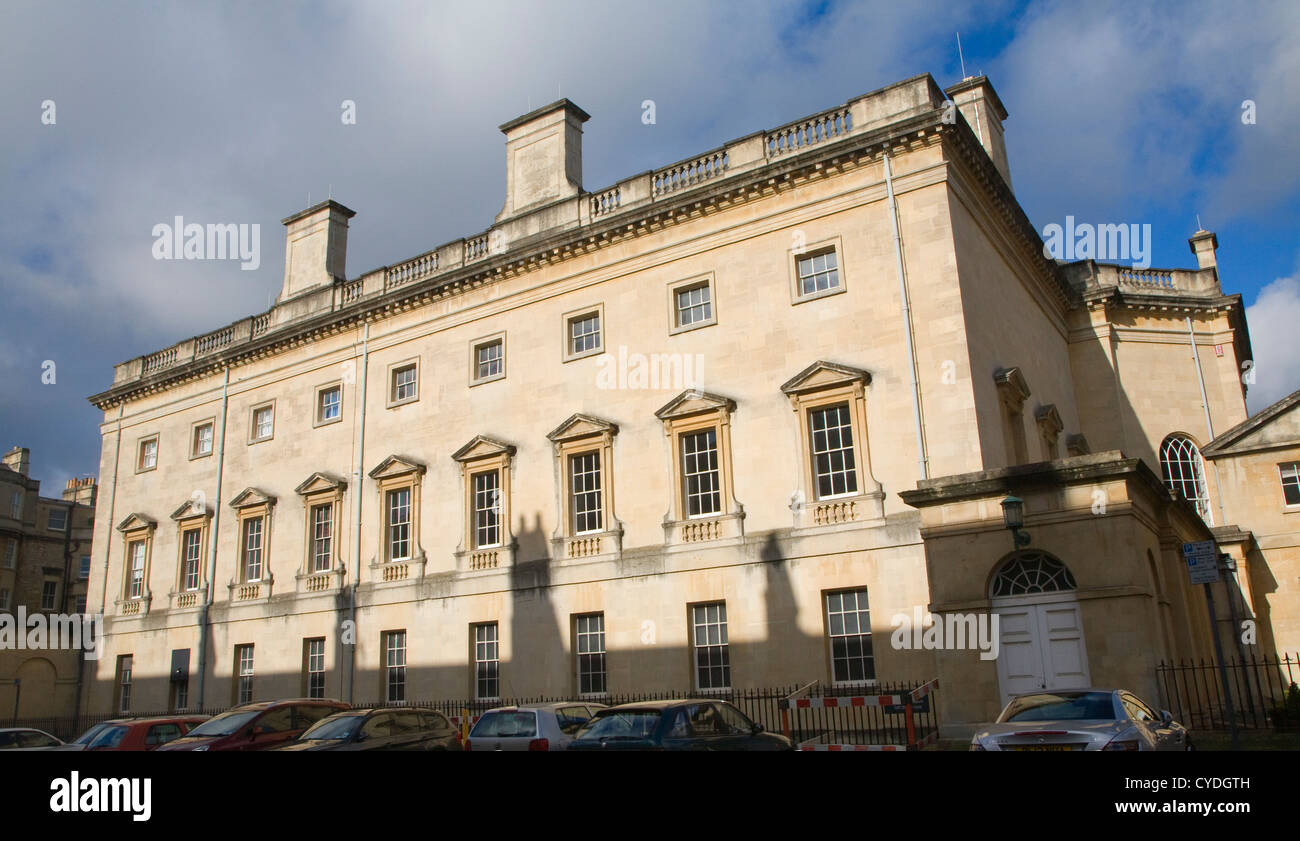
[1,0,1297,494]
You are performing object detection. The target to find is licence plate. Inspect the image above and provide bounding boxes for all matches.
[1007,744,1076,751]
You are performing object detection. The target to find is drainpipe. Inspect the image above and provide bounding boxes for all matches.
[195,366,231,708]
[98,407,123,617]
[1185,316,1227,526]
[884,152,930,480]
[346,323,370,703]
[58,498,80,721]
[85,407,122,719]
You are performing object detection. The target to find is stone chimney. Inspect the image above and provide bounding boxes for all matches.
[1189,229,1218,270]
[62,477,98,507]
[495,99,590,222]
[2,446,29,477]
[944,76,1012,190]
[278,199,355,303]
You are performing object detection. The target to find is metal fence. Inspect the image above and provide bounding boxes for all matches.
[1156,653,1300,731]
[12,681,940,745]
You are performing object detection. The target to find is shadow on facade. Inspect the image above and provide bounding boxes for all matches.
[72,530,930,728]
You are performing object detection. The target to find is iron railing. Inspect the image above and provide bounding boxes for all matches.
[1156,653,1300,731]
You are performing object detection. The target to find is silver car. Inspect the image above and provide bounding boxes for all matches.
[0,727,64,750]
[971,689,1192,751]
[466,702,607,751]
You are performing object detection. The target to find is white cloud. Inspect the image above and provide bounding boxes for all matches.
[1245,269,1300,412]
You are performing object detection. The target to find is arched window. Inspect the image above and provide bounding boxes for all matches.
[1159,435,1212,524]
[991,551,1077,598]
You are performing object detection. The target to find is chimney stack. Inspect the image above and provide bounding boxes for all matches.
[2,446,29,477]
[944,76,1012,190]
[1189,229,1218,271]
[496,99,590,222]
[62,476,98,507]
[279,199,355,303]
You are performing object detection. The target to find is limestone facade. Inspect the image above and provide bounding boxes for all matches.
[79,73,1287,732]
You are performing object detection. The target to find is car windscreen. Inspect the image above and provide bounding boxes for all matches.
[300,715,362,740]
[470,711,537,738]
[185,709,261,737]
[574,710,661,741]
[70,723,114,745]
[1000,692,1116,722]
[89,725,130,749]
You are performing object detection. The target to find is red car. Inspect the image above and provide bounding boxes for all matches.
[156,699,350,751]
[84,716,210,751]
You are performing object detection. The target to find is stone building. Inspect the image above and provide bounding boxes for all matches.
[81,72,1291,733]
[1203,389,1300,658]
[0,446,97,720]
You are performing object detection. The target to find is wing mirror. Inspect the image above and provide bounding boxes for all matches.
[752,724,764,735]
[1160,710,1174,725]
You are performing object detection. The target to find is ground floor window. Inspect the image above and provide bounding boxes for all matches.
[474,623,499,699]
[385,630,407,703]
[825,589,875,684]
[575,613,606,696]
[691,602,730,690]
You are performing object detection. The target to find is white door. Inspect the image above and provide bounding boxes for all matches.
[994,594,1091,706]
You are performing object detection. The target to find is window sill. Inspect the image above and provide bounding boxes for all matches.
[668,317,717,336]
[791,285,846,306]
[662,510,745,549]
[456,542,515,573]
[313,415,343,429]
[552,528,623,562]
[791,490,884,530]
[469,373,505,388]
[113,595,152,617]
[368,553,426,584]
[227,576,274,603]
[167,588,207,611]
[562,346,605,363]
[296,567,346,594]
[386,395,420,409]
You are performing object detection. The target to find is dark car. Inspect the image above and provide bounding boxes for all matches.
[568,699,793,751]
[274,707,463,751]
[84,716,210,751]
[156,699,349,751]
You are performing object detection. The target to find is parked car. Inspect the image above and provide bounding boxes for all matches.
[466,702,607,751]
[275,707,462,751]
[0,727,63,750]
[156,698,349,751]
[567,699,793,751]
[970,689,1192,751]
[50,719,130,752]
[83,716,209,751]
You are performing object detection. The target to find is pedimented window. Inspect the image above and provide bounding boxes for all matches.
[655,390,743,546]
[451,438,516,572]
[780,361,883,527]
[367,456,426,582]
[547,414,622,560]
